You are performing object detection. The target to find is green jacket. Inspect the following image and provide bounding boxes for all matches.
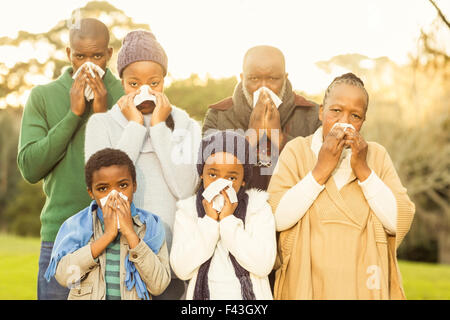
[17,67,124,241]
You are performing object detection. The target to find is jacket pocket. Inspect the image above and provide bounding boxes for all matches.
[68,283,94,300]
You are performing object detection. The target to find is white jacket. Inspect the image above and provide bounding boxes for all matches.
[170,189,276,300]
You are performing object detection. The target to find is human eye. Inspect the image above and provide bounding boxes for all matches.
[97,186,107,192]
[76,54,84,60]
[352,113,362,120]
[119,182,129,189]
[129,82,139,87]
[208,173,217,178]
[150,81,160,87]
[94,54,103,60]
[228,176,237,181]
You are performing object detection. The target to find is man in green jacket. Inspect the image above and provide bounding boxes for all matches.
[17,18,124,300]
[202,45,321,190]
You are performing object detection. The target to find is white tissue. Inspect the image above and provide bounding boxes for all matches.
[134,85,157,106]
[332,122,355,132]
[332,123,356,154]
[99,189,128,229]
[72,62,105,101]
[252,86,283,109]
[202,178,238,213]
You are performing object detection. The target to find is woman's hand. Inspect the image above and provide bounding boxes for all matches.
[312,126,346,185]
[218,189,238,221]
[344,128,371,182]
[149,90,172,126]
[117,91,144,125]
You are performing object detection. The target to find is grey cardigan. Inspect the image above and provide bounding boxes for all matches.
[85,105,201,252]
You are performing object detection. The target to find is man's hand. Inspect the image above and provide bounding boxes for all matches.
[312,126,347,185]
[247,89,284,154]
[117,91,143,125]
[70,67,88,117]
[86,68,108,113]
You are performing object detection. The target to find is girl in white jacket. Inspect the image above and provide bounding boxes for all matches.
[170,131,276,300]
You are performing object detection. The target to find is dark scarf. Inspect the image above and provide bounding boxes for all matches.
[193,184,256,300]
[231,79,297,130]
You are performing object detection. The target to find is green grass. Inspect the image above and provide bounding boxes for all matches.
[0,233,449,300]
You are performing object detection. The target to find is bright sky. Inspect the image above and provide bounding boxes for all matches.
[0,0,449,95]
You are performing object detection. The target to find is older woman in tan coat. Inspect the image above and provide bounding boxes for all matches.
[267,73,415,300]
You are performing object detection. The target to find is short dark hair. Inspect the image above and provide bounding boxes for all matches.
[85,148,136,190]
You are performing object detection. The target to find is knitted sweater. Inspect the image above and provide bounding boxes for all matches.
[170,189,276,300]
[85,104,201,253]
[267,135,415,300]
[17,67,124,241]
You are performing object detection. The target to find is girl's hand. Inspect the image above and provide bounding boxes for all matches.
[149,90,172,126]
[312,125,346,185]
[202,199,219,221]
[118,91,144,125]
[218,188,238,221]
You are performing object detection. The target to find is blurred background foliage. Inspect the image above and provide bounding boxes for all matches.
[0,0,449,265]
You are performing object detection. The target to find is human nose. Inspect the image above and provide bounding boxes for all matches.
[339,112,350,124]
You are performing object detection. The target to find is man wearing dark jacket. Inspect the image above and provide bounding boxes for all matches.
[202,45,321,190]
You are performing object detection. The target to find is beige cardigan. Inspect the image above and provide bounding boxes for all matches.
[54,210,171,300]
[267,135,415,300]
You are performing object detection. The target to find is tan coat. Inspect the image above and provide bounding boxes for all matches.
[54,210,171,300]
[267,135,415,300]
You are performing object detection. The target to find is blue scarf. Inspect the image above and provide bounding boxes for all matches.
[44,200,165,300]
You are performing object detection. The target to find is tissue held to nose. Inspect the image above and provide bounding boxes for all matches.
[99,190,128,230]
[72,62,105,101]
[202,178,238,213]
[134,85,157,107]
[252,86,283,109]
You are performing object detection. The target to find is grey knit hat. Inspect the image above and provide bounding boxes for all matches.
[117,30,168,78]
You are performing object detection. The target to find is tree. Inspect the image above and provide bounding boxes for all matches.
[165,74,237,121]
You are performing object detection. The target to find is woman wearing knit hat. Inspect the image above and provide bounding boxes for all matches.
[85,30,201,299]
[170,131,276,300]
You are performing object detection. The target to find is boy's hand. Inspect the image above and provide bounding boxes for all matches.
[218,188,238,221]
[116,195,139,249]
[102,194,119,241]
